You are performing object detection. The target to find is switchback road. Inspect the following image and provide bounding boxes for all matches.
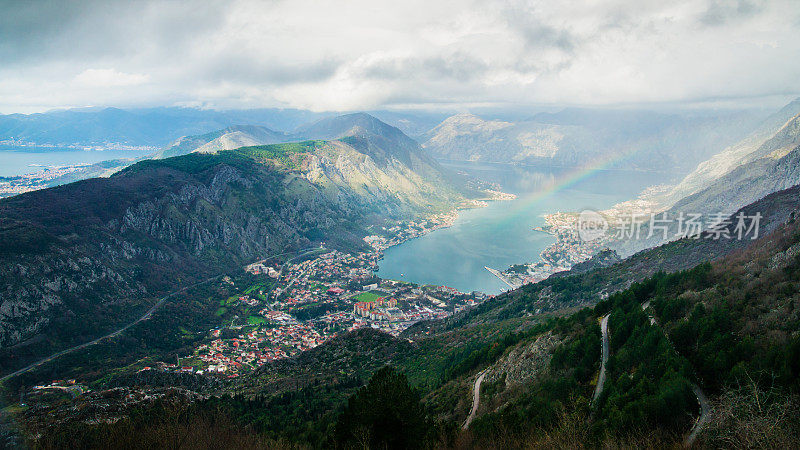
[592,314,610,406]
[462,370,487,429]
[684,383,711,447]
[641,302,710,447]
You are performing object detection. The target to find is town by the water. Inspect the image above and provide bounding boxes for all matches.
[99,215,489,383]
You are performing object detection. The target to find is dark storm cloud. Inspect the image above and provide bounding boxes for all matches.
[358,53,489,83]
[0,0,227,66]
[505,13,578,54]
[199,54,343,85]
[0,0,99,62]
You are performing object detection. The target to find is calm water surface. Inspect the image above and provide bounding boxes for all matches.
[377,162,677,294]
[0,149,153,177]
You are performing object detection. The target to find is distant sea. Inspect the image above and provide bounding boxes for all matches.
[0,148,154,177]
[377,161,679,295]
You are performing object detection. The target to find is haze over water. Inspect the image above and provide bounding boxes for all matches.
[0,149,153,177]
[377,162,677,294]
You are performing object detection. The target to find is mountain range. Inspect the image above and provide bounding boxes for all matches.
[11,167,800,449]
[0,114,471,372]
[611,98,800,255]
[0,107,449,148]
[421,108,769,173]
[0,107,327,146]
[3,101,800,448]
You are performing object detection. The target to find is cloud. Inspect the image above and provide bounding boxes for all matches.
[700,0,763,26]
[75,69,150,87]
[0,0,798,113]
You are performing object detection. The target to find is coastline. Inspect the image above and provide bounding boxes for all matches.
[496,212,605,287]
[365,189,517,289]
[494,184,673,287]
[365,188,517,252]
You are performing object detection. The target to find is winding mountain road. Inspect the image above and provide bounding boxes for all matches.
[641,302,710,447]
[592,314,610,406]
[0,275,222,384]
[462,370,487,430]
[684,383,711,447]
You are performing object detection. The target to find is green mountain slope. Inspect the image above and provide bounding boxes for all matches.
[15,182,800,448]
[0,122,469,376]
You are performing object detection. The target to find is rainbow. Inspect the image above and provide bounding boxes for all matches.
[497,146,649,224]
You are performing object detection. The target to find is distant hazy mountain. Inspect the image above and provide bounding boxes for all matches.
[0,114,470,361]
[0,107,326,147]
[657,97,800,206]
[365,110,450,138]
[422,113,590,162]
[665,112,800,218]
[0,107,449,149]
[298,112,415,140]
[158,113,473,207]
[0,113,460,197]
[157,125,289,158]
[613,104,800,256]
[421,108,768,173]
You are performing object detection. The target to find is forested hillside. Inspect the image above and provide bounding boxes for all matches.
[21,183,800,449]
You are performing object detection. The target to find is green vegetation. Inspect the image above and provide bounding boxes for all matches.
[233,140,324,169]
[32,396,299,450]
[466,310,600,437]
[12,189,800,448]
[354,291,382,302]
[593,275,697,432]
[122,151,253,175]
[292,300,349,322]
[246,315,266,325]
[0,273,256,395]
[21,218,800,447]
[506,263,528,274]
[124,140,322,176]
[334,366,435,449]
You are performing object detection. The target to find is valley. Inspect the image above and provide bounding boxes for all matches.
[3,4,800,448]
[2,105,800,449]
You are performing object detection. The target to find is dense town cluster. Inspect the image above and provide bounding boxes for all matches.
[501,212,606,286]
[0,139,155,153]
[154,222,487,377]
[0,165,91,198]
[362,213,459,251]
[0,141,154,198]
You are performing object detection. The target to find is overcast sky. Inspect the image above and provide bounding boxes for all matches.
[1,0,799,114]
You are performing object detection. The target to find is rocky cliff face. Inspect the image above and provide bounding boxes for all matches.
[0,246,145,348]
[0,160,340,353]
[159,113,469,214]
